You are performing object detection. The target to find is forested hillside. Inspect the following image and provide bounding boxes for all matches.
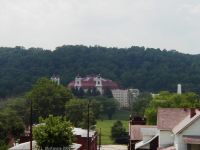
[1,45,200,98]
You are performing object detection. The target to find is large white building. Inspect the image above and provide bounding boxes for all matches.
[112,89,139,108]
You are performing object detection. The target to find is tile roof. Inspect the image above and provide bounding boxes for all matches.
[157,108,190,130]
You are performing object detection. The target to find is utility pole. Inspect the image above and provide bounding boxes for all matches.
[99,128,101,150]
[30,99,32,150]
[87,101,90,150]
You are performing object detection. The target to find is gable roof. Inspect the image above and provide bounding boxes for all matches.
[172,109,200,134]
[130,125,157,141]
[157,108,190,130]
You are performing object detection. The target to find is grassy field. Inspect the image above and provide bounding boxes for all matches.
[96,120,129,144]
[96,110,130,144]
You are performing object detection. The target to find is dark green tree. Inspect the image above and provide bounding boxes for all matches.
[103,88,113,98]
[111,120,128,144]
[26,77,73,122]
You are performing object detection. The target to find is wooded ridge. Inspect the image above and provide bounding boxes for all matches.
[1,45,200,97]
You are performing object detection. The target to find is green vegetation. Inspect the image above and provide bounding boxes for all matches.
[26,77,73,122]
[111,121,128,144]
[1,45,200,98]
[33,115,73,149]
[96,120,128,145]
[145,91,200,124]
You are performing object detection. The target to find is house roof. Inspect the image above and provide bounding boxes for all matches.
[172,109,200,134]
[73,128,96,138]
[135,134,158,149]
[130,125,157,141]
[157,108,190,130]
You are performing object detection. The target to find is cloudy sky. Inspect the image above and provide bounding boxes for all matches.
[0,0,200,54]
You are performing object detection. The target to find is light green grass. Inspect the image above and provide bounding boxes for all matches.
[96,120,129,145]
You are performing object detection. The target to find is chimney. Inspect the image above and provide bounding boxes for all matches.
[177,84,182,94]
[190,108,196,118]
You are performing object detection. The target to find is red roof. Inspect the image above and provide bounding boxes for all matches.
[172,109,200,134]
[157,108,190,130]
[130,125,157,141]
[68,76,119,89]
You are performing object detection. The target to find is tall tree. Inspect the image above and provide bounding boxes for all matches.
[26,77,73,122]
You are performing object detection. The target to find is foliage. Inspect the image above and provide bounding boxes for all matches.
[132,92,152,116]
[0,108,25,144]
[65,99,100,128]
[96,120,128,145]
[26,77,73,122]
[2,45,200,98]
[33,115,73,149]
[95,96,119,120]
[103,88,113,98]
[145,91,200,124]
[111,120,128,144]
[0,140,8,150]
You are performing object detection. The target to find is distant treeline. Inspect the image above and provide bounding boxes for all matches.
[1,45,200,97]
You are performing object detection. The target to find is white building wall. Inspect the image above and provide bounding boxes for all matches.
[112,89,129,108]
[175,118,200,150]
[159,130,174,148]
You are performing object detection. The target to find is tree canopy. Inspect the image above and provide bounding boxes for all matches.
[26,77,73,122]
[33,115,73,149]
[1,45,200,98]
[145,91,200,124]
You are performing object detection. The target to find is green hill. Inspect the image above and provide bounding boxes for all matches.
[1,45,200,98]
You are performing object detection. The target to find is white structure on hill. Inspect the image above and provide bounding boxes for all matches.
[177,84,182,94]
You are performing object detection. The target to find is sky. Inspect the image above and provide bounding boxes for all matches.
[0,0,200,54]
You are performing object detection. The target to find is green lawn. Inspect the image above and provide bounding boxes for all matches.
[96,120,129,145]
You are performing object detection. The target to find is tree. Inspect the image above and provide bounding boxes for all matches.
[33,115,74,149]
[103,88,113,98]
[145,91,200,124]
[132,92,152,116]
[65,99,100,128]
[0,108,25,144]
[95,96,119,120]
[26,77,73,122]
[111,121,128,144]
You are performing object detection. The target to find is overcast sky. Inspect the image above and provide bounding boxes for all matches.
[0,0,200,54]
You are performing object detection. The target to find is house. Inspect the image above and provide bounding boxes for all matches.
[129,116,158,150]
[73,128,98,150]
[157,108,200,150]
[129,108,200,150]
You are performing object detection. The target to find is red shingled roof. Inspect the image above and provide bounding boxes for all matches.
[68,76,119,89]
[157,108,190,130]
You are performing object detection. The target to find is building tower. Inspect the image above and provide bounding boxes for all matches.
[74,75,82,89]
[177,84,182,94]
[95,74,103,94]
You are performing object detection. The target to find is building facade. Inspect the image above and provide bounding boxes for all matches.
[68,75,119,94]
[112,89,139,108]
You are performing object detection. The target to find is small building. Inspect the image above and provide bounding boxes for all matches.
[73,128,98,150]
[129,108,200,150]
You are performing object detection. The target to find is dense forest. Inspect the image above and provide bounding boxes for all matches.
[1,45,200,98]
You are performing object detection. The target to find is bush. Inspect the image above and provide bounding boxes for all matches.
[33,115,74,149]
